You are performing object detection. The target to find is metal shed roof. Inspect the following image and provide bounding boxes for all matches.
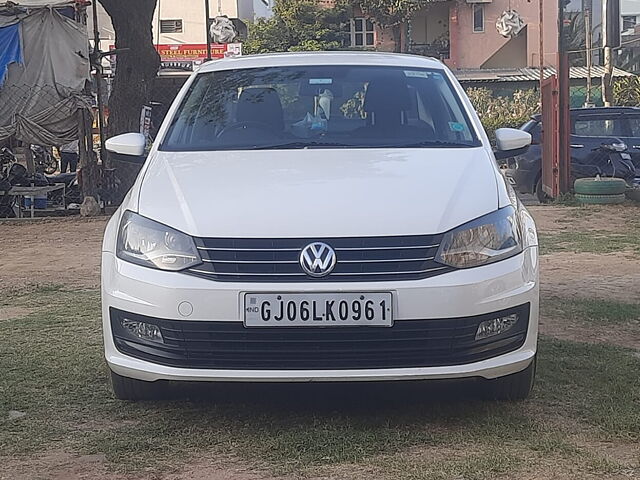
[453,66,634,82]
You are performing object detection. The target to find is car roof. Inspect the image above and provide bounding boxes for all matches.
[198,51,446,72]
[531,106,640,122]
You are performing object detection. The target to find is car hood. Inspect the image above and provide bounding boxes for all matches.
[137,148,499,238]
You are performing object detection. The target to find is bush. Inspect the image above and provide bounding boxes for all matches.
[465,88,540,141]
[613,77,640,107]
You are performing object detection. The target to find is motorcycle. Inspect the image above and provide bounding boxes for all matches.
[0,147,24,217]
[30,145,58,175]
[0,147,81,217]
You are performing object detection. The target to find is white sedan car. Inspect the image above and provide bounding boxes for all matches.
[102,52,538,401]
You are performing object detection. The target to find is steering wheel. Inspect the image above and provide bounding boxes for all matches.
[217,121,277,139]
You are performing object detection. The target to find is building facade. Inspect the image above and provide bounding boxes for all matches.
[89,0,273,46]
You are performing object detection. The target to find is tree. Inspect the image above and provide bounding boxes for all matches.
[354,0,422,53]
[99,0,160,138]
[244,0,350,54]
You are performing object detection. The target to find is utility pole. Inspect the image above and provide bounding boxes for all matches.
[585,8,593,106]
[92,2,107,168]
[539,0,544,92]
[205,0,212,61]
[602,0,621,106]
[602,46,613,106]
[557,0,571,194]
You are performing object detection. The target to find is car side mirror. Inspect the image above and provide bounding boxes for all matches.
[105,133,147,164]
[494,128,532,161]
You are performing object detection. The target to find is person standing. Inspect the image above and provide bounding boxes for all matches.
[58,140,79,173]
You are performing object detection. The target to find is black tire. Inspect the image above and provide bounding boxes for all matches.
[626,188,640,203]
[110,370,160,401]
[483,356,536,401]
[535,176,551,204]
[574,177,627,195]
[575,193,626,205]
[44,158,58,175]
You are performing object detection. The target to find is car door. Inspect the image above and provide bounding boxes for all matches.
[570,113,627,173]
[618,113,640,168]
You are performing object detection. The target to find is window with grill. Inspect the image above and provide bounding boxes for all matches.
[350,18,375,47]
[623,15,638,31]
[160,19,183,34]
[473,4,484,33]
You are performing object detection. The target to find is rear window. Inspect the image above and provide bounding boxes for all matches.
[161,65,481,151]
[628,116,640,137]
[572,115,625,137]
[520,120,541,143]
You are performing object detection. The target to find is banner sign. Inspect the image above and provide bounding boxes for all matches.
[109,43,242,73]
[156,43,242,71]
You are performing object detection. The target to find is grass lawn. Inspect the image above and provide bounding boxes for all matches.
[1,287,639,478]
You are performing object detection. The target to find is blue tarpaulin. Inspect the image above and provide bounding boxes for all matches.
[0,23,22,87]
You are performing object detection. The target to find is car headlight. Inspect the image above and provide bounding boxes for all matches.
[435,206,523,269]
[116,211,201,271]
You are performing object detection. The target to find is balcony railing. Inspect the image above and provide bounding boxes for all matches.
[407,43,450,60]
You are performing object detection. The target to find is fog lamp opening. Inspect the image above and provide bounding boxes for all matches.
[120,318,164,343]
[475,314,519,340]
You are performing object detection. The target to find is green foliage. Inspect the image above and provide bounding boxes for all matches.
[613,77,640,107]
[355,0,421,27]
[243,0,350,54]
[465,88,539,140]
[243,17,291,54]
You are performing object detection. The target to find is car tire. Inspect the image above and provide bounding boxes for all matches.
[535,177,551,204]
[110,370,159,401]
[625,188,640,203]
[574,177,627,195]
[483,356,536,401]
[575,193,626,205]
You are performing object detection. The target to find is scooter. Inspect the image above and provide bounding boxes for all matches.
[573,140,636,186]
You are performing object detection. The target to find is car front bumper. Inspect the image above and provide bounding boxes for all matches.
[102,247,539,383]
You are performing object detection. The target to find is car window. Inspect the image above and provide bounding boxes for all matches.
[572,115,625,137]
[521,120,541,144]
[628,116,640,137]
[161,65,481,151]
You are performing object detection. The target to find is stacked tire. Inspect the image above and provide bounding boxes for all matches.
[574,178,627,205]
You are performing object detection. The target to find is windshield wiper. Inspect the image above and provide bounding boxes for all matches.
[250,141,352,150]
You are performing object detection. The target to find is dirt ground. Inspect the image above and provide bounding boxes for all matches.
[1,204,638,480]
[0,217,108,292]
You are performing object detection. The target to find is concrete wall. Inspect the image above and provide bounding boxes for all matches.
[447,0,558,70]
[410,2,449,45]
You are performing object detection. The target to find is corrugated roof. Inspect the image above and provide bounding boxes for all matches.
[453,66,635,82]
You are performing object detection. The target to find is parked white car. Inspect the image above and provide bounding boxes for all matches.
[102,52,538,401]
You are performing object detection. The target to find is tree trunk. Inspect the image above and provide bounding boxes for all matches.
[391,24,402,53]
[99,0,160,138]
[99,0,160,197]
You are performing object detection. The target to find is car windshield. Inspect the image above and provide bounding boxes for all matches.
[161,65,481,151]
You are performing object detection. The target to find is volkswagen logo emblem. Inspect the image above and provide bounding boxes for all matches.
[299,242,337,277]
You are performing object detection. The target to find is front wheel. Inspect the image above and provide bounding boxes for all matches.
[535,177,551,204]
[482,356,536,401]
[110,370,160,401]
[44,158,58,175]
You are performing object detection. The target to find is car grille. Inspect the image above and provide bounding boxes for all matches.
[110,304,530,370]
[186,235,455,282]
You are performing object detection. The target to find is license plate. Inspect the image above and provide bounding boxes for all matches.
[243,293,393,327]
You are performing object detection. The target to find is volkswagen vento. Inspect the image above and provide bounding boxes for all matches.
[102,52,538,400]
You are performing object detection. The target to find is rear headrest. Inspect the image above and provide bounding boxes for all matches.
[237,87,284,131]
[364,77,411,113]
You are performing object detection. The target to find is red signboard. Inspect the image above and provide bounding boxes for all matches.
[109,43,242,73]
[155,43,231,61]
